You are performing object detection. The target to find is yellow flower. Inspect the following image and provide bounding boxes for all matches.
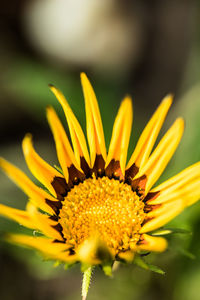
[0,73,200,270]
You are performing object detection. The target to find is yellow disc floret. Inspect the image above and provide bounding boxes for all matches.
[59,176,145,254]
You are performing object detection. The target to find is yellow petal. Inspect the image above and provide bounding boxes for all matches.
[81,73,107,169]
[149,180,200,207]
[126,95,172,170]
[0,158,58,215]
[46,106,84,184]
[136,118,184,193]
[105,97,133,176]
[141,199,184,233]
[0,204,35,229]
[118,250,135,263]
[137,234,167,252]
[26,202,63,240]
[149,162,200,204]
[22,134,63,197]
[77,235,113,265]
[7,234,76,263]
[49,84,91,169]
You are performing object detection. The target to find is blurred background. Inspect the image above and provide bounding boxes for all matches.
[0,0,200,299]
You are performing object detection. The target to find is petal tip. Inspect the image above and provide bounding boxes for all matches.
[163,93,174,104]
[48,83,55,89]
[22,133,33,154]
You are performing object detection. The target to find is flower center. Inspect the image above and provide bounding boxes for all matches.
[59,176,145,254]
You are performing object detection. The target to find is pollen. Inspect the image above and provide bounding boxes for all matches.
[59,176,145,254]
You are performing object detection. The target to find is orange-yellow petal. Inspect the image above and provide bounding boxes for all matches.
[141,199,184,233]
[0,204,35,229]
[126,95,173,170]
[137,234,167,252]
[136,118,184,193]
[26,202,63,240]
[46,106,84,183]
[77,235,113,265]
[81,73,107,168]
[0,158,58,214]
[118,250,135,263]
[105,97,133,176]
[22,134,63,197]
[149,162,200,206]
[49,84,91,168]
[7,234,76,263]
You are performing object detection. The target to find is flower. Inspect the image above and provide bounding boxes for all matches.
[0,73,200,271]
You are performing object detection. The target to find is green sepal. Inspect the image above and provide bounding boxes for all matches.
[81,263,92,273]
[134,255,165,275]
[64,262,77,270]
[152,227,191,236]
[54,260,62,267]
[102,263,113,277]
[175,247,195,260]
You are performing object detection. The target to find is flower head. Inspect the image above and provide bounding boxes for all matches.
[0,73,200,271]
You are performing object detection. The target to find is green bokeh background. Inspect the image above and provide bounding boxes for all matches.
[0,1,200,299]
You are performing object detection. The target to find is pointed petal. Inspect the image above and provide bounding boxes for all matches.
[136,118,184,193]
[22,134,64,197]
[105,97,133,177]
[141,199,184,233]
[0,158,58,214]
[149,162,200,205]
[0,204,36,229]
[126,95,172,171]
[49,84,91,170]
[81,73,107,169]
[141,163,200,233]
[26,202,63,240]
[148,180,200,207]
[46,106,85,184]
[7,234,76,263]
[137,234,167,252]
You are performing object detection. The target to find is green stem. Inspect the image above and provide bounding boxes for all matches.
[82,266,93,300]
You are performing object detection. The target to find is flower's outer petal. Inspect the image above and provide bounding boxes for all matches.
[22,134,64,198]
[105,97,133,178]
[6,234,77,263]
[0,204,36,229]
[137,234,167,252]
[136,118,184,193]
[142,163,200,233]
[77,235,114,265]
[126,95,172,171]
[81,73,107,172]
[49,84,91,172]
[149,162,200,206]
[26,202,63,240]
[46,106,85,184]
[141,199,184,233]
[0,158,58,215]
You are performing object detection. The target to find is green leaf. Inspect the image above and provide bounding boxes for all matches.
[134,255,165,275]
[147,264,165,275]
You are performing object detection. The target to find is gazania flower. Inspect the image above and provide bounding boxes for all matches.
[0,73,200,297]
